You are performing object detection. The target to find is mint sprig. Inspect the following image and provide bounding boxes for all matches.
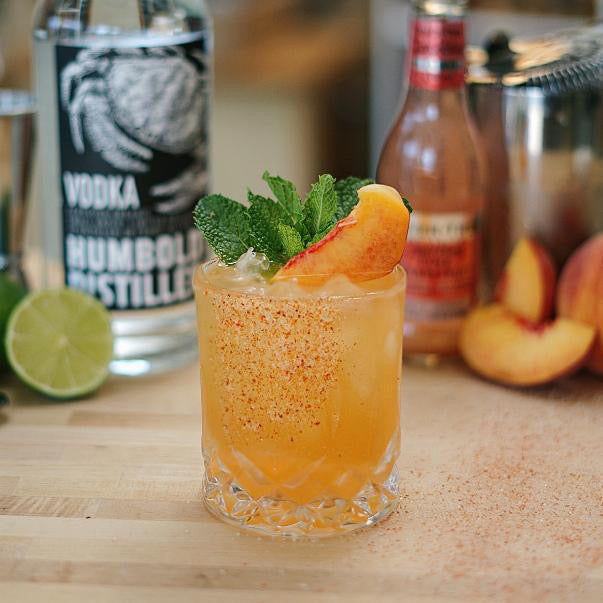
[193,172,377,266]
[277,224,304,257]
[192,194,251,264]
[262,171,303,228]
[247,192,289,264]
[307,226,334,246]
[302,174,337,241]
[335,177,374,222]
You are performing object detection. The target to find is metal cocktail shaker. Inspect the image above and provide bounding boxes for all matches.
[468,26,603,288]
[0,90,35,288]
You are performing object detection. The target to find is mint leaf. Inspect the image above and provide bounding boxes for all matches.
[262,171,303,227]
[247,193,288,264]
[334,177,374,222]
[193,194,251,264]
[302,174,337,240]
[277,224,304,259]
[403,197,413,213]
[307,226,334,247]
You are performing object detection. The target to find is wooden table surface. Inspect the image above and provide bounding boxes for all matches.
[0,360,602,602]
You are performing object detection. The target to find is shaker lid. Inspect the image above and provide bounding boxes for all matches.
[467,24,603,93]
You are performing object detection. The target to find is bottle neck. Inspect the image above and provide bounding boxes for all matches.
[406,12,466,92]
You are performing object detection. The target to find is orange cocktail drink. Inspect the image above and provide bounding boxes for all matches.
[192,178,411,536]
[194,262,405,536]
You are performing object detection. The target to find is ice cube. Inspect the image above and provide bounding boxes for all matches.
[316,275,363,298]
[235,248,271,276]
[268,278,308,298]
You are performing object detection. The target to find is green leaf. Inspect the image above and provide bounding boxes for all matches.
[193,194,251,264]
[277,224,304,259]
[262,171,303,227]
[306,226,334,247]
[247,193,288,264]
[403,197,413,214]
[302,174,337,239]
[334,176,374,222]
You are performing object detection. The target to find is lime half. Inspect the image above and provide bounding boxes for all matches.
[5,289,113,399]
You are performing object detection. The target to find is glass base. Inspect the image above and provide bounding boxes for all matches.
[203,461,400,539]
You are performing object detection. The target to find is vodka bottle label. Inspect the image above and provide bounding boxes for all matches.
[55,38,209,310]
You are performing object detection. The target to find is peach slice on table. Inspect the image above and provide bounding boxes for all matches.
[557,233,603,376]
[459,304,595,387]
[494,238,556,323]
[273,184,411,283]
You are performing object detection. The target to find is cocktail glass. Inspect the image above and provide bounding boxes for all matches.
[194,260,406,537]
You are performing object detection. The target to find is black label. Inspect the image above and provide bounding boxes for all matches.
[56,39,209,310]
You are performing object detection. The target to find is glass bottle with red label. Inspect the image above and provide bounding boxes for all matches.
[377,0,484,357]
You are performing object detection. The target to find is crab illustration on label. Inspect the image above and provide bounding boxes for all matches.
[59,46,209,213]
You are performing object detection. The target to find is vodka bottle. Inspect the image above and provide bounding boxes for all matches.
[33,0,212,376]
[377,0,484,357]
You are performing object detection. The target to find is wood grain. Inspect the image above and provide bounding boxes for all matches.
[0,361,602,602]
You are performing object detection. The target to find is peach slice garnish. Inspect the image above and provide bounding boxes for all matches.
[557,233,603,376]
[494,238,556,323]
[459,304,595,387]
[273,184,411,283]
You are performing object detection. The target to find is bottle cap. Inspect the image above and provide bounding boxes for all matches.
[414,0,467,17]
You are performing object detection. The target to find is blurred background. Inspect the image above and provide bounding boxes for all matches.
[0,0,601,250]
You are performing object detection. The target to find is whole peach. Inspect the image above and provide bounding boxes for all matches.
[557,234,603,376]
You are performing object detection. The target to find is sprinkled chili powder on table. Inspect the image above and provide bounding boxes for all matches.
[337,365,603,601]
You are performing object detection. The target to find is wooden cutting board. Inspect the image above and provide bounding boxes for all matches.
[0,360,602,602]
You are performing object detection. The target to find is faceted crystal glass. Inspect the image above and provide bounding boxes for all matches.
[194,260,406,537]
